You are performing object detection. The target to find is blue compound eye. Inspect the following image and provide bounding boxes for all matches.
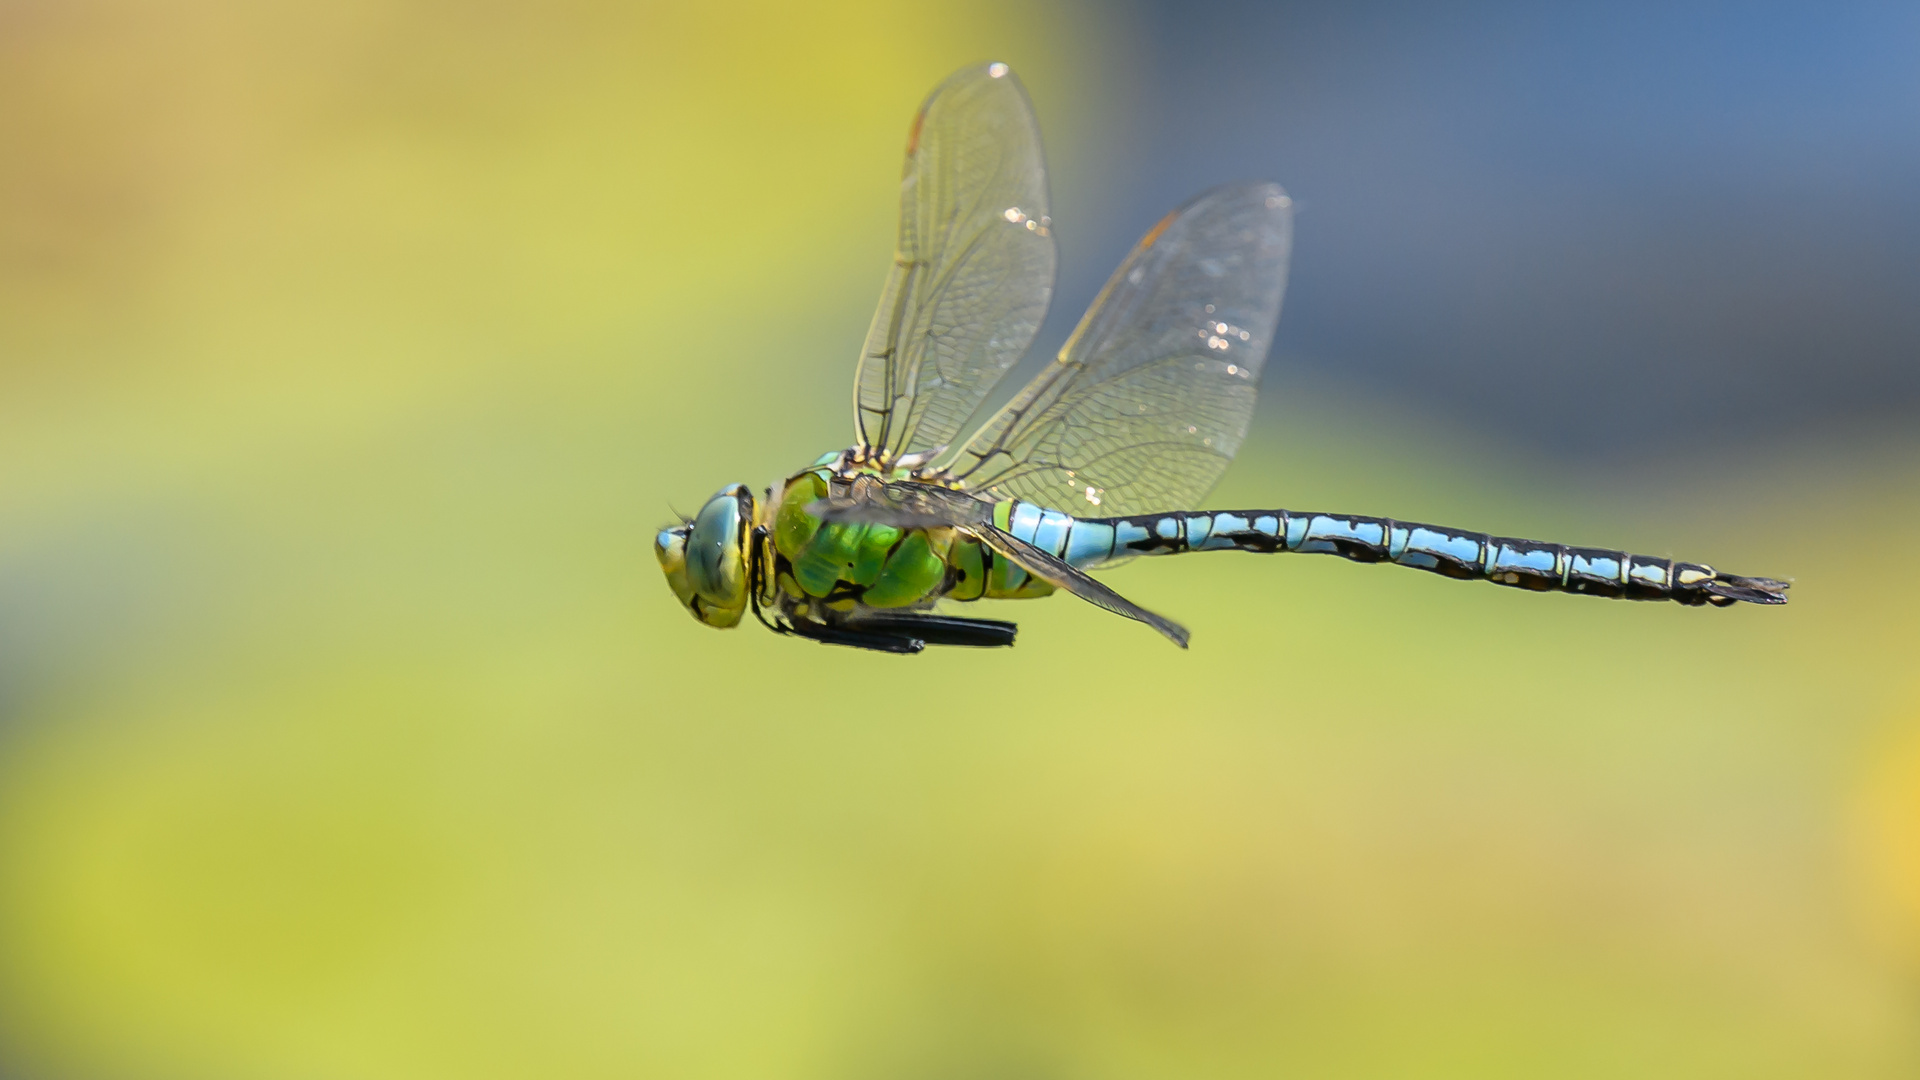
[659,484,754,630]
[685,490,745,605]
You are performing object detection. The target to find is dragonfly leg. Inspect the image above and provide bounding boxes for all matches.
[845,612,1018,648]
[785,617,925,654]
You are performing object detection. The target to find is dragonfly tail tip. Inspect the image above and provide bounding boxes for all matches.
[1705,573,1790,605]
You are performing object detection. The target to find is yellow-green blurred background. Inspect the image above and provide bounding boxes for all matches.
[3,2,1919,1077]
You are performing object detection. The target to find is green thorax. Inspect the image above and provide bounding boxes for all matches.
[768,458,1055,612]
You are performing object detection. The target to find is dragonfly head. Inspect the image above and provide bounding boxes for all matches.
[654,483,756,629]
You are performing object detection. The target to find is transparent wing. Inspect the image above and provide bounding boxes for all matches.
[853,62,1056,463]
[978,528,1190,648]
[949,182,1292,516]
[807,475,992,530]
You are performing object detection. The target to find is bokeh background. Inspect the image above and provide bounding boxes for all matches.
[3,1,1918,1076]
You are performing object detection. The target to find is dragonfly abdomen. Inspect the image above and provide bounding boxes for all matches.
[1039,505,1787,607]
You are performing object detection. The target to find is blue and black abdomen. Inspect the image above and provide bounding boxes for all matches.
[997,501,1787,607]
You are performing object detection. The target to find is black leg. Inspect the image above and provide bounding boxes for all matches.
[845,612,1018,648]
[785,619,924,654]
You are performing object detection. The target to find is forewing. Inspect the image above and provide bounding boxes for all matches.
[853,63,1056,461]
[950,182,1292,516]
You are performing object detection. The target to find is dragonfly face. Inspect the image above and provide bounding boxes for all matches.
[654,483,756,629]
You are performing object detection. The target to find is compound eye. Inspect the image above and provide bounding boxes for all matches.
[685,490,746,605]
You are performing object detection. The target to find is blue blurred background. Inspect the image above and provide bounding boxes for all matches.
[2,2,1917,1077]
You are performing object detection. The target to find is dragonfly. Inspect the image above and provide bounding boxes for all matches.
[655,62,1788,654]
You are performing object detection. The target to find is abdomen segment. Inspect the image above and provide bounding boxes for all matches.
[1014,503,1787,607]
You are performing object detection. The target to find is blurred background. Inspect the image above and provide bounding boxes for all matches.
[2,0,1917,1076]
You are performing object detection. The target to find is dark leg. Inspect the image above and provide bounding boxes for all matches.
[785,618,925,654]
[845,612,1019,648]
